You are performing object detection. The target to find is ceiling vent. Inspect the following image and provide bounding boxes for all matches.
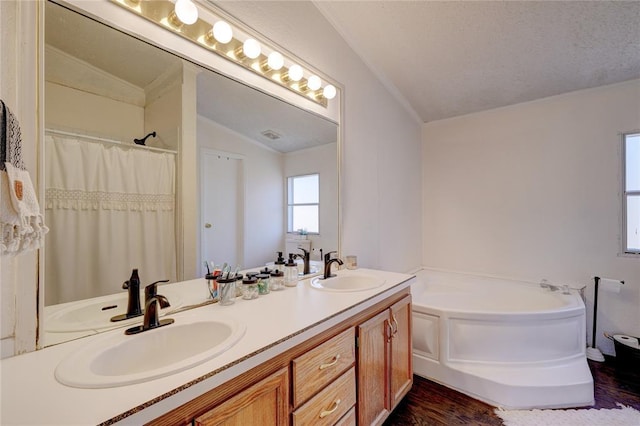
[261,130,281,140]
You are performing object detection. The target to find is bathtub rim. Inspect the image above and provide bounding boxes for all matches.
[410,266,586,317]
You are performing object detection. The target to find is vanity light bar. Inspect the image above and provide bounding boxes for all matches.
[111,0,338,106]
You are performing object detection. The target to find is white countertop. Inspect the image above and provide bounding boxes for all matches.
[0,268,414,425]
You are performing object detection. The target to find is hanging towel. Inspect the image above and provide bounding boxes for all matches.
[0,100,25,171]
[1,100,48,255]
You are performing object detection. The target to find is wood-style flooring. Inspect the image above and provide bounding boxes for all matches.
[384,356,640,425]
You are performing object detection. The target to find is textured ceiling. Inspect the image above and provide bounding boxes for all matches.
[316,1,640,123]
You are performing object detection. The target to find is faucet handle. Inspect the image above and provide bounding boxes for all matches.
[324,251,337,262]
[145,279,170,301]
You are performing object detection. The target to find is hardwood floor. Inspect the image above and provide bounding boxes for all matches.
[384,357,640,425]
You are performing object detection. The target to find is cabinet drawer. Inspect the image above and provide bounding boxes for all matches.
[292,327,355,406]
[334,407,356,426]
[292,367,356,426]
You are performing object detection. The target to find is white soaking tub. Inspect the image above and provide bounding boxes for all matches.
[411,268,594,409]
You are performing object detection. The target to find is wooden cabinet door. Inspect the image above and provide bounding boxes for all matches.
[357,309,391,426]
[390,295,413,409]
[193,367,289,426]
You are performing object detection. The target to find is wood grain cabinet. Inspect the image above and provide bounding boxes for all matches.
[357,294,413,426]
[150,288,412,426]
[292,328,356,425]
[193,367,289,426]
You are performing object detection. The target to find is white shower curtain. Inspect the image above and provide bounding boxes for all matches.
[45,134,176,305]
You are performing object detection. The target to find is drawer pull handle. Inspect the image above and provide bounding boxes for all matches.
[319,398,341,418]
[319,354,340,370]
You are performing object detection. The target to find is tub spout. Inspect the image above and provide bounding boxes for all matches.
[539,279,560,291]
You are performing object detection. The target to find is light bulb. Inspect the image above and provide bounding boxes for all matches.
[212,21,233,44]
[288,64,303,82]
[243,38,261,59]
[174,0,198,25]
[267,52,284,70]
[322,84,337,100]
[307,75,322,91]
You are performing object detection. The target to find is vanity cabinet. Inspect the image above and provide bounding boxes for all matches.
[193,367,289,426]
[357,294,413,426]
[149,288,411,426]
[292,328,356,425]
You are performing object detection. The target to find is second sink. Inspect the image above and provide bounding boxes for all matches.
[310,270,386,292]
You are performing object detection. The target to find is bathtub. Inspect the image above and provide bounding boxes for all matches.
[411,268,594,409]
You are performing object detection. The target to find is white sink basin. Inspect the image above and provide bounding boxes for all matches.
[310,271,385,292]
[55,316,245,388]
[45,288,183,333]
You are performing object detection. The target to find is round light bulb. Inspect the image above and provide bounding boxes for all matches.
[267,52,284,71]
[323,84,337,100]
[174,0,198,25]
[307,75,322,91]
[243,38,261,59]
[212,21,233,44]
[288,64,303,82]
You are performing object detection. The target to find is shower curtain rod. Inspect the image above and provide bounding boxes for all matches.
[45,128,178,155]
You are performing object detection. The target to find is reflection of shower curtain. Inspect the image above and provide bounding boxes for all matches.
[45,134,176,305]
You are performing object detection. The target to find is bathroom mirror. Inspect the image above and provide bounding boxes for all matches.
[42,1,339,346]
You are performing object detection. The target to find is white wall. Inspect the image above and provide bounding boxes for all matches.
[284,143,338,259]
[1,0,40,357]
[197,115,284,269]
[217,1,423,273]
[423,79,640,355]
[45,82,144,138]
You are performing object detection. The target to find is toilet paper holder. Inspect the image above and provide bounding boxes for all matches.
[588,276,625,362]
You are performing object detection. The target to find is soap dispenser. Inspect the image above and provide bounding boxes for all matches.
[274,251,285,267]
[111,268,143,322]
[284,253,298,287]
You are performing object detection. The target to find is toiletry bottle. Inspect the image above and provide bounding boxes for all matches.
[284,253,298,287]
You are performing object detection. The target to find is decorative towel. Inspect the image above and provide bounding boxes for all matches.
[0,100,25,171]
[1,99,48,255]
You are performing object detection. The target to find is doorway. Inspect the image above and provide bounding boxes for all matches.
[200,148,244,276]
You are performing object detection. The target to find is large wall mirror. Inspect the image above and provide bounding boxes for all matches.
[42,0,340,347]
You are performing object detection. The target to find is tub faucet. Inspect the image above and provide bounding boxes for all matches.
[323,251,343,279]
[294,248,311,275]
[539,279,560,292]
[125,281,174,335]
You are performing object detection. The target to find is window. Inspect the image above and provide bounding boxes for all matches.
[623,132,640,254]
[287,174,319,234]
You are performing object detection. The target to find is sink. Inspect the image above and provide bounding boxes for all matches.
[45,288,184,333]
[310,271,385,292]
[55,316,246,388]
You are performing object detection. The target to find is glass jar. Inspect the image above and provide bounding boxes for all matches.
[234,274,244,297]
[242,277,259,300]
[217,277,236,306]
[256,273,270,295]
[270,270,285,291]
[284,257,298,287]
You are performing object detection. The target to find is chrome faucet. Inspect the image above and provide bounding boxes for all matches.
[125,281,173,335]
[294,247,311,275]
[323,251,343,279]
